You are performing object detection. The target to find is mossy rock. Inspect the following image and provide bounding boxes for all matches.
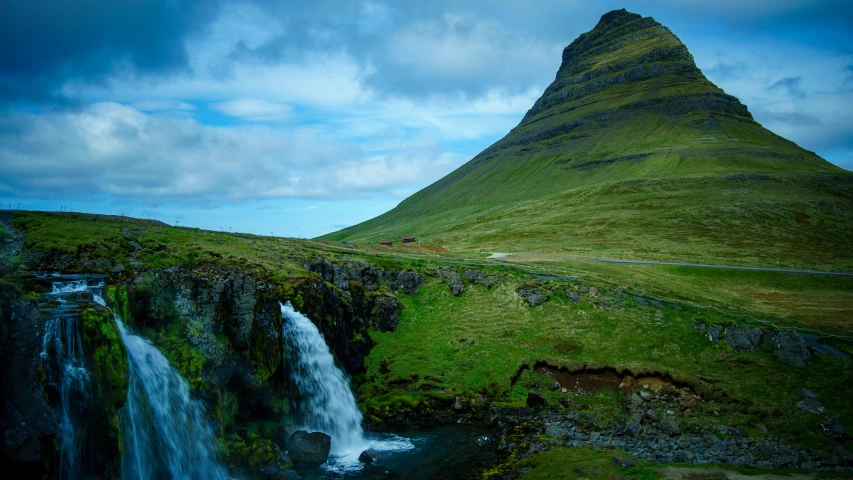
[223,431,292,473]
[80,307,129,408]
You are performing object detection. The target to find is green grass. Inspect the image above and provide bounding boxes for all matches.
[11,211,311,279]
[358,274,853,447]
[529,261,853,335]
[512,448,658,480]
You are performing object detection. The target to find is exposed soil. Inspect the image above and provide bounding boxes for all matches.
[530,362,696,397]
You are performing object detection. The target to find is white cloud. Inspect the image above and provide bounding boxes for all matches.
[0,102,464,202]
[213,99,293,122]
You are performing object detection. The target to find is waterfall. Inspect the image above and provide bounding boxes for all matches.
[42,278,100,479]
[280,302,412,472]
[42,316,90,479]
[93,295,228,480]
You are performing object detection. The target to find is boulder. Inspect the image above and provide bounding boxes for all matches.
[359,449,376,464]
[796,398,825,415]
[449,274,465,296]
[659,415,680,436]
[706,324,724,343]
[395,271,424,295]
[725,324,764,352]
[287,430,331,465]
[691,318,706,330]
[774,330,811,366]
[527,294,548,307]
[526,391,546,407]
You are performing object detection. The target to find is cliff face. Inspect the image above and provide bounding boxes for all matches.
[0,223,417,476]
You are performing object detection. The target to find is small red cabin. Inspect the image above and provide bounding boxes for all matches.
[379,240,392,246]
[402,236,416,244]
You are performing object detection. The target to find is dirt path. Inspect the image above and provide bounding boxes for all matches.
[658,466,852,480]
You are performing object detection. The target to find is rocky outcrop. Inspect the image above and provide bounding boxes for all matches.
[306,258,424,295]
[0,282,56,469]
[725,324,775,352]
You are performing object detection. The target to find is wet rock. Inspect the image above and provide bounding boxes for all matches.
[448,274,465,296]
[706,324,724,343]
[0,284,58,463]
[725,324,764,352]
[774,330,811,366]
[526,391,546,407]
[796,398,826,415]
[288,430,331,465]
[359,449,376,464]
[453,396,464,411]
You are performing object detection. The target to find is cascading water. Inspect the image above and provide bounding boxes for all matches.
[93,295,228,480]
[42,277,101,479]
[280,302,412,472]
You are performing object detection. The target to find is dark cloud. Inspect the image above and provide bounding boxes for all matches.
[0,0,216,102]
[767,77,806,98]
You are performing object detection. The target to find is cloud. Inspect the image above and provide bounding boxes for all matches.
[767,76,806,98]
[131,100,196,112]
[0,102,463,202]
[705,62,749,81]
[213,99,292,122]
[0,0,217,102]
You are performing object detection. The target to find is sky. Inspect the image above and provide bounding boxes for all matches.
[1,0,852,238]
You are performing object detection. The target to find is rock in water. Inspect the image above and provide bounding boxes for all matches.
[774,330,811,366]
[288,430,331,465]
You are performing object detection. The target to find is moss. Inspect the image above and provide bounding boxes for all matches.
[223,431,291,474]
[104,285,133,325]
[80,307,129,408]
[245,295,284,388]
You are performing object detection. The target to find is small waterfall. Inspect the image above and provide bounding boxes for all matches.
[281,302,412,472]
[42,278,100,479]
[94,295,228,480]
[42,316,90,479]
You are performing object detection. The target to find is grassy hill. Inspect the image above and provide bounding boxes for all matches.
[324,9,853,269]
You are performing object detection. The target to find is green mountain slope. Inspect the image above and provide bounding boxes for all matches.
[325,9,853,268]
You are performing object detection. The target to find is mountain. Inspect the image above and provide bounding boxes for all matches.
[325,9,853,268]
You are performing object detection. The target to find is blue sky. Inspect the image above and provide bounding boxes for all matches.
[1,0,852,238]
